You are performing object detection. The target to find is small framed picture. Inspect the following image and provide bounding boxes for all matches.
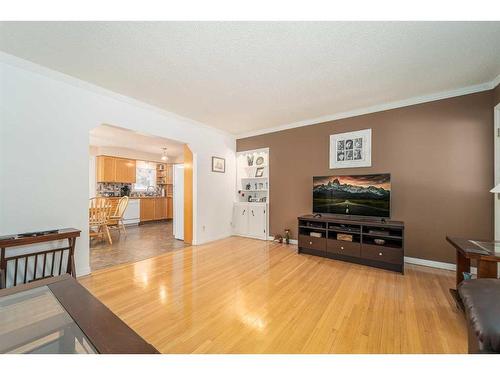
[212,157,225,173]
[255,167,265,177]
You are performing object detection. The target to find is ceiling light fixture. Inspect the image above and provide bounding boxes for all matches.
[161,147,168,161]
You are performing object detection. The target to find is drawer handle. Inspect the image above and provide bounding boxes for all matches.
[309,241,312,245]
[378,252,383,256]
[340,246,344,250]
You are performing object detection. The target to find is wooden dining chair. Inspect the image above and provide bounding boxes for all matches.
[89,197,112,245]
[107,196,129,236]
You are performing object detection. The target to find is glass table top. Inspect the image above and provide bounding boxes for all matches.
[469,240,500,256]
[0,286,96,354]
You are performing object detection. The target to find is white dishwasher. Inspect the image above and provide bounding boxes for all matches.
[123,198,140,225]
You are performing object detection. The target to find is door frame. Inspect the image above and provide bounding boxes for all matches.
[494,103,499,275]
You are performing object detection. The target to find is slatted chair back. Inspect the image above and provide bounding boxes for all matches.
[89,197,111,227]
[113,196,129,219]
[0,246,75,289]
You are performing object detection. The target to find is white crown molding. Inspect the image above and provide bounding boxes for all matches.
[0,51,235,140]
[492,73,500,90]
[236,77,500,139]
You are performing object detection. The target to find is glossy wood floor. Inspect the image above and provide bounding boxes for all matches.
[79,236,467,353]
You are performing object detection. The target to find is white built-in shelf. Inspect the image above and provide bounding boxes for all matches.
[236,147,270,204]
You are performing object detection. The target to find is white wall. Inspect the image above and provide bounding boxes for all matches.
[0,52,236,276]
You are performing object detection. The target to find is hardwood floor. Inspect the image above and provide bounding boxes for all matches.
[89,221,187,271]
[79,236,467,354]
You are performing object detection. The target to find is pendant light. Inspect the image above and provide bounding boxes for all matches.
[161,147,168,161]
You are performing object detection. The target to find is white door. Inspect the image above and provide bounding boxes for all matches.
[173,164,184,240]
[248,204,266,239]
[233,203,248,235]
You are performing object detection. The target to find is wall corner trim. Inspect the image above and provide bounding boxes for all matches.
[492,73,500,90]
[0,51,234,140]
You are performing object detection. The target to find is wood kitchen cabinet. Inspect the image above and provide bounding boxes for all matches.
[139,198,155,222]
[96,156,116,183]
[140,197,169,222]
[115,158,136,183]
[166,164,173,184]
[166,197,173,219]
[96,156,136,183]
[154,197,167,220]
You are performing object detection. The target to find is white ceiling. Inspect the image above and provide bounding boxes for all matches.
[1,21,500,136]
[90,124,184,160]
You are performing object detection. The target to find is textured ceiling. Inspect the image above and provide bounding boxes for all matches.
[1,21,500,135]
[90,124,185,160]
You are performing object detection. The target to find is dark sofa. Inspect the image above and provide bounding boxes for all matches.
[459,279,500,353]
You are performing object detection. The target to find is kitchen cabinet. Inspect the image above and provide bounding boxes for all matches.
[140,198,155,222]
[96,156,116,183]
[115,158,136,183]
[232,202,268,240]
[166,164,173,184]
[154,197,167,220]
[140,197,169,222]
[166,197,173,219]
[96,156,136,183]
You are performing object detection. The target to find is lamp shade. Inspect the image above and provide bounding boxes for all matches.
[490,184,500,193]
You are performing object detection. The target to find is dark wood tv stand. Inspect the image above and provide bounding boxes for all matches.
[298,215,405,273]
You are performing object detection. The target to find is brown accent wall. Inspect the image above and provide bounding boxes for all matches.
[237,91,494,264]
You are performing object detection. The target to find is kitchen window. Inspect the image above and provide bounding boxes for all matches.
[133,161,157,191]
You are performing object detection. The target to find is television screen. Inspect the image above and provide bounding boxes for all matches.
[313,174,391,218]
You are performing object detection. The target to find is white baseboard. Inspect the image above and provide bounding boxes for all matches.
[268,236,298,245]
[76,266,92,277]
[269,238,475,274]
[404,256,477,274]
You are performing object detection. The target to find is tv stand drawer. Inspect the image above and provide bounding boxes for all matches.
[298,235,326,252]
[327,239,360,257]
[361,244,402,265]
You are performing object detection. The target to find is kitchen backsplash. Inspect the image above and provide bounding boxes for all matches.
[96,182,164,197]
[96,182,133,197]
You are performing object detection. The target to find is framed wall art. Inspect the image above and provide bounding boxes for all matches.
[212,156,226,173]
[329,129,372,169]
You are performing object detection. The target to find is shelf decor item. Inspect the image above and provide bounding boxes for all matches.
[255,167,265,177]
[284,229,291,244]
[329,128,372,169]
[247,155,254,166]
[212,156,225,173]
[337,233,353,242]
[256,156,264,166]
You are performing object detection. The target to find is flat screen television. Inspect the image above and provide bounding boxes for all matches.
[313,173,391,218]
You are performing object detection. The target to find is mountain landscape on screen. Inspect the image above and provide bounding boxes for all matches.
[313,174,391,217]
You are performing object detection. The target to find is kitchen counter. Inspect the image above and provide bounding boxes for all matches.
[99,196,164,199]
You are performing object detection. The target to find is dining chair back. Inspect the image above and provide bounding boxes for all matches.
[89,197,112,244]
[108,196,129,236]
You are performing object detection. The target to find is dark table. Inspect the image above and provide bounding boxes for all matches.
[446,236,500,289]
[0,274,159,354]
